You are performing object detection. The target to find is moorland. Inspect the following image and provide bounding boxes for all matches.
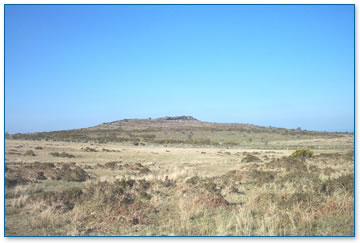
[4,116,354,236]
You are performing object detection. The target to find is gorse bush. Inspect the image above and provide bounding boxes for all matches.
[289,149,313,158]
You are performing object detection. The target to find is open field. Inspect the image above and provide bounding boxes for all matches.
[4,118,355,236]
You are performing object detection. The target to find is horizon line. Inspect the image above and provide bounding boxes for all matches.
[5,116,354,135]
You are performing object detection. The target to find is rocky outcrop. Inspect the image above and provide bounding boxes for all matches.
[157,116,198,121]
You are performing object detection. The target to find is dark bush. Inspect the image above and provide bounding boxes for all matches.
[83,147,97,152]
[249,170,276,185]
[186,176,201,185]
[140,191,152,200]
[5,176,29,188]
[49,152,75,158]
[54,165,89,182]
[321,174,354,196]
[241,154,262,163]
[104,161,122,169]
[24,150,36,156]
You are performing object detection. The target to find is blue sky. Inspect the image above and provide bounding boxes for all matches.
[5,5,354,133]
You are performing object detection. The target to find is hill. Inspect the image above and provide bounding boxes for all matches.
[6,116,353,150]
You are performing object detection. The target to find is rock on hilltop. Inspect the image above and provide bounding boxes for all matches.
[157,116,198,121]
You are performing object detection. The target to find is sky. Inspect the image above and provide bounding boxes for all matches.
[5,4,355,133]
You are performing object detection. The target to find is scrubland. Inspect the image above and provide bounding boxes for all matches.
[4,118,354,236]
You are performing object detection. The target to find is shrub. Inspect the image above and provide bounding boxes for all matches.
[280,157,308,172]
[29,162,55,170]
[249,170,276,185]
[59,166,89,182]
[278,171,322,190]
[5,176,29,188]
[241,154,262,163]
[83,147,97,152]
[104,161,122,169]
[289,149,313,158]
[186,176,201,185]
[49,152,75,158]
[321,174,354,196]
[139,191,152,200]
[24,150,36,156]
[34,187,83,212]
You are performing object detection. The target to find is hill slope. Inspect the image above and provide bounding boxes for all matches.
[7,116,353,150]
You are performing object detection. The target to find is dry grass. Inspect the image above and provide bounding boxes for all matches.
[4,137,354,236]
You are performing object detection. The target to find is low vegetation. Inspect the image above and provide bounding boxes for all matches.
[49,152,76,158]
[4,117,354,236]
[6,117,353,150]
[5,146,354,236]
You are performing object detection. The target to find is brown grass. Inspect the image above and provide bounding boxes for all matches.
[4,138,354,236]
